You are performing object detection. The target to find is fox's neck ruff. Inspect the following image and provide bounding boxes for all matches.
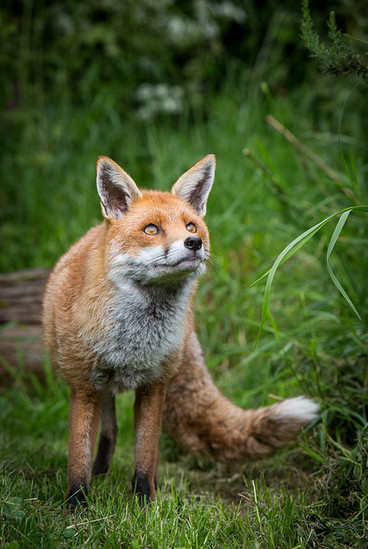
[88,271,197,393]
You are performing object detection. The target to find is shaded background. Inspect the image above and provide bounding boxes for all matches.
[1,2,368,546]
[1,0,367,271]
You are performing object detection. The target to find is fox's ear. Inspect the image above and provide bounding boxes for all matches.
[96,156,142,220]
[171,154,216,217]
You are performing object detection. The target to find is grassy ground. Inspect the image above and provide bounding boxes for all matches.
[1,70,367,548]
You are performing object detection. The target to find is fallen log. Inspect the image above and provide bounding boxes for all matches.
[0,269,49,380]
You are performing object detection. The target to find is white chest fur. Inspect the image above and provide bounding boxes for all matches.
[88,278,195,393]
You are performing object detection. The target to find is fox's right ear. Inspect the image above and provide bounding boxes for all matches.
[96,156,142,221]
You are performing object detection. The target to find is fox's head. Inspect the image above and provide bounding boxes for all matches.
[96,155,216,286]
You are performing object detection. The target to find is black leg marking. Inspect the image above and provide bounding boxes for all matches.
[65,482,89,508]
[92,392,118,476]
[132,471,152,505]
[92,434,112,475]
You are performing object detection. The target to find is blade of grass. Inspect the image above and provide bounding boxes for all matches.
[326,209,361,319]
[266,114,359,204]
[252,206,368,346]
[337,81,362,199]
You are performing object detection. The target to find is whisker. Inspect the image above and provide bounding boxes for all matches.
[205,257,217,275]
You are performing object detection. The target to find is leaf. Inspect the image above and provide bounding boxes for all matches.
[2,497,26,521]
[63,528,77,539]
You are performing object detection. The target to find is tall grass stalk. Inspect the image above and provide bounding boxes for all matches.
[253,205,368,346]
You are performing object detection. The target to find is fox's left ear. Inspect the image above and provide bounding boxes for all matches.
[171,154,216,217]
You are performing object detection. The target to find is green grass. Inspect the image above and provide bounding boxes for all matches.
[1,68,368,548]
[1,366,366,548]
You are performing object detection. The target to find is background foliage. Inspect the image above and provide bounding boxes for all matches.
[1,1,367,548]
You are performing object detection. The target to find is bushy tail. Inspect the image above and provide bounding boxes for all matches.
[163,332,319,461]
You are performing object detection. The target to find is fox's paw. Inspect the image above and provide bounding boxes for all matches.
[65,483,89,508]
[132,471,155,506]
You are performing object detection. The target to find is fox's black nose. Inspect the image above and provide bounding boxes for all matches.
[184,236,202,251]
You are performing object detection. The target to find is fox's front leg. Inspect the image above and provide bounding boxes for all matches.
[132,382,166,504]
[66,388,100,507]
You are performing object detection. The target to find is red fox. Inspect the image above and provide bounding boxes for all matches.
[43,155,319,507]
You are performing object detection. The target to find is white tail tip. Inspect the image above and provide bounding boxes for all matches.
[274,396,320,424]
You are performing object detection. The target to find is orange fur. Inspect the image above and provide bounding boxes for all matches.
[43,154,318,508]
[43,155,215,506]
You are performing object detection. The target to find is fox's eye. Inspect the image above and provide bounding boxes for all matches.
[186,222,197,233]
[144,224,159,235]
